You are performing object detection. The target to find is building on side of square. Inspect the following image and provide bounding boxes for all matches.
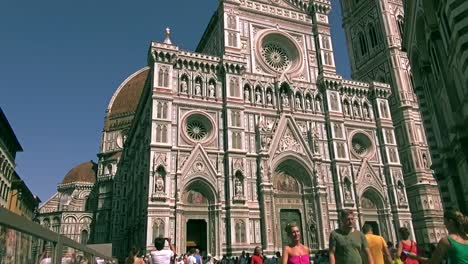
[108,0,418,259]
[403,0,468,214]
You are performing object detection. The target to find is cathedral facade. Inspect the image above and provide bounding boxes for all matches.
[96,0,427,259]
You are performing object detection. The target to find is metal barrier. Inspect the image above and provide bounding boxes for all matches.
[0,207,115,263]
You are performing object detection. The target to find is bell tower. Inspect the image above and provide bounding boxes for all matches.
[340,0,445,248]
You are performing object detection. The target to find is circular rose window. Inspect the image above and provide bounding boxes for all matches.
[184,113,214,142]
[256,30,303,75]
[351,132,374,157]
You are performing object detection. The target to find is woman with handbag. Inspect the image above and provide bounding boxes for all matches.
[396,227,419,264]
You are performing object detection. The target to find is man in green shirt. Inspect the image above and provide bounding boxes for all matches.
[329,209,374,264]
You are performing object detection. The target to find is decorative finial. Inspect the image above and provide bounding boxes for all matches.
[164,27,172,44]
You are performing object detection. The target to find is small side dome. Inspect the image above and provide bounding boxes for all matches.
[61,161,97,184]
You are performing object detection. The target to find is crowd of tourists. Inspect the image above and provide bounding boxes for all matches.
[125,209,468,264]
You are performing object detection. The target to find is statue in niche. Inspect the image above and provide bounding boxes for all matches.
[234,177,243,196]
[344,102,350,115]
[422,153,429,168]
[295,96,302,110]
[195,82,201,96]
[344,181,352,200]
[244,89,250,102]
[208,83,215,97]
[281,92,289,107]
[397,184,405,205]
[266,91,272,105]
[305,98,311,110]
[181,81,188,93]
[353,103,360,117]
[363,105,369,119]
[255,90,262,104]
[315,97,321,112]
[155,176,164,192]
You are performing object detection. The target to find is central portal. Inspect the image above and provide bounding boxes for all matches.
[186,219,207,254]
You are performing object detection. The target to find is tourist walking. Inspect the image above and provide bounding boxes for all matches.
[149,237,175,264]
[281,223,309,264]
[195,249,202,264]
[328,209,374,264]
[239,251,248,264]
[187,249,197,264]
[251,246,263,264]
[363,224,392,264]
[409,210,468,264]
[396,227,419,264]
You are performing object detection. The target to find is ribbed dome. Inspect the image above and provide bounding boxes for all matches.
[108,67,150,116]
[61,161,97,184]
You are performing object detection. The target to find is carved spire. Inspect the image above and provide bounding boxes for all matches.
[164,27,172,44]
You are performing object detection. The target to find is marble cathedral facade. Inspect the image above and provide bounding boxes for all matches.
[85,0,445,260]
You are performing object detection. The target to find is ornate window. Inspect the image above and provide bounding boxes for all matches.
[156,125,168,143]
[184,113,214,143]
[235,220,246,243]
[262,43,290,72]
[256,31,302,74]
[156,102,168,119]
[227,15,236,29]
[158,67,169,87]
[351,132,374,158]
[232,131,242,149]
[358,32,368,56]
[368,24,378,47]
[228,32,237,47]
[230,77,239,97]
[231,110,241,127]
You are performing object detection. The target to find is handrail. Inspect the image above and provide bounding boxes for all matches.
[0,207,114,263]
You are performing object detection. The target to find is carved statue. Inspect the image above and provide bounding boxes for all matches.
[344,103,350,115]
[397,184,405,205]
[295,96,301,110]
[315,97,321,112]
[353,104,360,117]
[363,105,369,118]
[181,81,188,93]
[266,92,272,105]
[305,98,311,110]
[155,176,164,192]
[312,127,320,153]
[195,82,201,96]
[208,83,215,97]
[344,183,352,200]
[330,93,338,110]
[255,90,262,104]
[234,177,243,196]
[244,89,250,102]
[282,93,289,107]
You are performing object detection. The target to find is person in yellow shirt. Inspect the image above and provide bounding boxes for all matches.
[362,224,393,264]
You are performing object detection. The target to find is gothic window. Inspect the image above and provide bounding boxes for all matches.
[358,32,368,56]
[231,111,241,127]
[230,77,239,97]
[397,15,404,39]
[235,220,246,243]
[156,125,162,142]
[162,125,168,143]
[157,102,163,118]
[152,219,165,240]
[162,103,168,119]
[336,142,346,158]
[158,68,164,86]
[322,36,330,49]
[232,132,242,149]
[369,24,378,47]
[228,32,237,47]
[158,67,169,87]
[324,52,332,65]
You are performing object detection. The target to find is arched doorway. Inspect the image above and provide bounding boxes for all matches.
[178,178,218,256]
[271,158,318,251]
[360,188,389,238]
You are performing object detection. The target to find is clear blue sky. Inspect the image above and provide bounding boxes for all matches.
[0,0,350,203]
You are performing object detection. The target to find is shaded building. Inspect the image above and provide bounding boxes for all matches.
[403,0,468,214]
[0,108,23,208]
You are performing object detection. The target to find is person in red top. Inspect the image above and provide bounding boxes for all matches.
[397,227,419,264]
[251,246,263,264]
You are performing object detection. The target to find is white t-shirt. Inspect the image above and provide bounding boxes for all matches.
[150,249,174,264]
[187,255,197,264]
[40,257,52,264]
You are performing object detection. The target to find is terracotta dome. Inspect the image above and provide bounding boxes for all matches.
[108,67,150,116]
[61,161,97,184]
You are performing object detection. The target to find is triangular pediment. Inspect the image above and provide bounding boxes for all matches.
[268,115,314,162]
[355,159,385,198]
[180,144,219,189]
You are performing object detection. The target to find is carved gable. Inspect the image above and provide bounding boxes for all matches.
[180,144,218,191]
[355,159,385,198]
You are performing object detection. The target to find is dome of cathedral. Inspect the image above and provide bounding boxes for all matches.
[61,161,97,184]
[107,67,150,117]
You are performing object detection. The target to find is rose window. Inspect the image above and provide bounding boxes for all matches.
[351,132,373,157]
[184,113,214,143]
[261,43,290,72]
